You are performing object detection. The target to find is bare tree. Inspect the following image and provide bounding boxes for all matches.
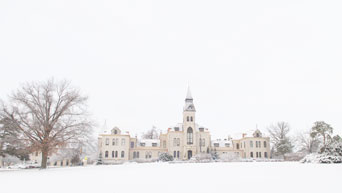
[0,79,93,169]
[142,126,159,139]
[268,122,293,159]
[297,130,320,154]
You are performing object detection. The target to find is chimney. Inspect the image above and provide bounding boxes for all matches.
[242,133,247,138]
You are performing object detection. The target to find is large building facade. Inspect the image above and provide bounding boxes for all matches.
[98,88,270,163]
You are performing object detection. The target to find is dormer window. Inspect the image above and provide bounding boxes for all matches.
[140,143,145,147]
[174,127,179,131]
[199,128,204,132]
[152,143,157,147]
[214,143,219,147]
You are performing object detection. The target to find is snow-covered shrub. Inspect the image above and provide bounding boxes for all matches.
[158,153,174,162]
[301,142,342,164]
[219,153,240,162]
[191,153,212,163]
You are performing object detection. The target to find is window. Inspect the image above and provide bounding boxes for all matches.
[121,139,125,146]
[61,161,63,166]
[115,151,118,158]
[177,151,180,158]
[66,160,69,166]
[200,138,205,147]
[256,152,259,158]
[236,143,240,149]
[174,151,176,158]
[112,139,116,146]
[177,138,180,146]
[259,152,262,158]
[105,151,109,158]
[255,141,258,148]
[152,143,157,147]
[114,130,118,134]
[173,138,177,146]
[174,127,179,131]
[105,138,109,145]
[112,151,115,158]
[250,152,253,158]
[199,127,204,132]
[244,142,246,148]
[250,141,253,148]
[137,152,140,158]
[145,152,152,159]
[264,152,268,158]
[121,151,125,158]
[225,143,230,147]
[187,127,193,144]
[163,141,166,148]
[130,141,135,148]
[187,116,189,122]
[214,143,219,147]
[264,141,267,148]
[190,117,193,122]
[133,152,136,159]
[140,143,145,147]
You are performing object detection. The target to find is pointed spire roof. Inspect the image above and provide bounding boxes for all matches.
[184,86,195,111]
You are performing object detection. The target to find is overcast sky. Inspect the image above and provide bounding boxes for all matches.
[1,0,342,139]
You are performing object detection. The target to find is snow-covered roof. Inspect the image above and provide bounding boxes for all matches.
[168,123,209,132]
[211,139,232,148]
[138,139,160,147]
[230,129,266,139]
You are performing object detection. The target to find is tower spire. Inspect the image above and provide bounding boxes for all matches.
[184,86,195,111]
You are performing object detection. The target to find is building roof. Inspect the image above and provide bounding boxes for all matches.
[138,139,160,147]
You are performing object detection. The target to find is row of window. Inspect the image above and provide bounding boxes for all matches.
[173,151,180,158]
[186,116,193,122]
[104,151,125,158]
[105,138,126,146]
[139,142,158,147]
[132,151,152,159]
[250,152,268,158]
[237,141,267,149]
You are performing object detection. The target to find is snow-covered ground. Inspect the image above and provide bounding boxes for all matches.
[0,162,340,193]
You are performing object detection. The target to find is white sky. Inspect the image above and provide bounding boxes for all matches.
[1,0,342,139]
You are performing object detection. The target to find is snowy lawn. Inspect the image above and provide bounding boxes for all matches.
[0,162,340,193]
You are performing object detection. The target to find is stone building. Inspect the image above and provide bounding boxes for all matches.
[98,88,270,163]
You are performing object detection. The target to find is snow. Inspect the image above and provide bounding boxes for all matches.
[0,162,340,193]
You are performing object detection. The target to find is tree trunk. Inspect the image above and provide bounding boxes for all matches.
[41,147,49,169]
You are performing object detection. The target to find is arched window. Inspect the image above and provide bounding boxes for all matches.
[115,151,118,158]
[250,152,253,158]
[187,127,193,144]
[112,151,115,158]
[121,151,125,158]
[190,117,193,122]
[187,116,189,122]
[105,151,109,158]
[114,130,118,134]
